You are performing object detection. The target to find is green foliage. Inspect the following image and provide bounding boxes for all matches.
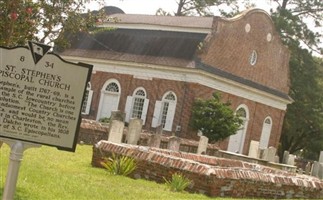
[164,173,192,192]
[269,0,323,160]
[0,0,105,48]
[190,92,243,142]
[101,153,137,176]
[156,0,238,16]
[99,117,110,123]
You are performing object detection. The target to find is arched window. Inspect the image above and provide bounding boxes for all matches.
[124,87,149,125]
[259,117,273,149]
[96,79,121,120]
[81,82,93,115]
[227,104,249,154]
[152,91,177,131]
[105,82,119,93]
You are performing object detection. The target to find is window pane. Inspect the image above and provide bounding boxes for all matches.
[161,102,169,128]
[81,90,89,113]
[132,97,145,119]
[106,82,119,92]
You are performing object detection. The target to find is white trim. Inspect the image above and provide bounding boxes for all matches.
[62,56,291,110]
[259,116,273,149]
[98,23,211,34]
[96,79,121,120]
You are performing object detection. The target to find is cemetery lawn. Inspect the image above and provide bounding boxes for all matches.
[0,144,214,200]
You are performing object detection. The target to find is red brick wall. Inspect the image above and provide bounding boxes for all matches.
[92,141,323,199]
[198,9,290,94]
[84,71,286,152]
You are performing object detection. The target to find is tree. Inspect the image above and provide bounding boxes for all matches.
[269,0,323,160]
[270,0,322,54]
[0,0,104,48]
[279,47,323,160]
[156,0,238,16]
[190,93,243,142]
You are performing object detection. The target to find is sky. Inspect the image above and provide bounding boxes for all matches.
[86,0,272,15]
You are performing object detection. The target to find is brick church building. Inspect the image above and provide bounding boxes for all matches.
[59,7,291,155]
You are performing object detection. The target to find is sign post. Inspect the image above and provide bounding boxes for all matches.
[0,42,93,199]
[2,139,41,200]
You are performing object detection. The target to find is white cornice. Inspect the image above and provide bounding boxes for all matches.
[62,56,291,110]
[97,23,211,34]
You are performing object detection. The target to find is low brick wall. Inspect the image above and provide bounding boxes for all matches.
[92,141,323,199]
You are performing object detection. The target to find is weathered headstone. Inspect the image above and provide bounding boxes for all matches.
[319,163,323,179]
[156,124,163,135]
[197,136,209,155]
[263,147,277,162]
[282,151,290,164]
[110,111,126,122]
[274,156,280,163]
[248,140,259,158]
[125,118,143,145]
[168,136,181,151]
[287,154,295,166]
[319,151,323,163]
[305,162,312,175]
[108,120,125,143]
[148,133,162,148]
[311,161,320,177]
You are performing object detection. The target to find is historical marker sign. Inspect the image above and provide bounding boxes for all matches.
[0,43,92,152]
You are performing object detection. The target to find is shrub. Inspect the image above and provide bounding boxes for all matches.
[164,173,192,192]
[99,117,110,123]
[101,153,136,176]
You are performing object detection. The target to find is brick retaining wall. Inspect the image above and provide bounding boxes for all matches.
[92,141,323,199]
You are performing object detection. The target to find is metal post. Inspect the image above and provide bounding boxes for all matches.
[1,139,41,200]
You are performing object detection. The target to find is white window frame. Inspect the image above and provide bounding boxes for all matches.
[81,82,93,115]
[259,116,273,149]
[151,91,177,131]
[96,79,121,120]
[124,87,149,125]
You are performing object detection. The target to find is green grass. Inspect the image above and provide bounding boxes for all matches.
[0,143,215,200]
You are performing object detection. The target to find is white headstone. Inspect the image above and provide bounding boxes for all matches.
[248,140,259,158]
[108,120,125,143]
[311,161,320,177]
[126,119,143,145]
[197,136,209,154]
[287,154,295,166]
[263,147,277,162]
[319,151,323,163]
[282,151,290,164]
[319,163,323,179]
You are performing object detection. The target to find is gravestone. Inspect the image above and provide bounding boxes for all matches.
[197,136,209,155]
[248,140,259,158]
[263,147,277,162]
[274,156,280,163]
[287,154,295,166]
[319,163,323,179]
[311,161,320,177]
[282,151,290,164]
[305,162,312,175]
[125,119,143,145]
[156,124,163,135]
[110,111,126,122]
[148,134,162,148]
[168,136,181,151]
[319,151,323,163]
[108,120,125,143]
